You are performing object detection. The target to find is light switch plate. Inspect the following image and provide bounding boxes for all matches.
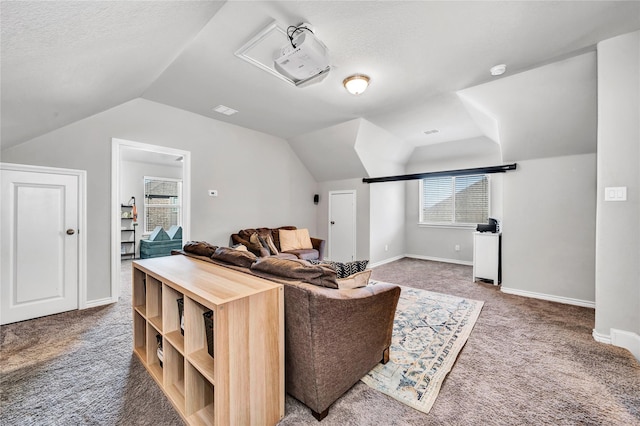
[208,190,218,197]
[604,186,626,201]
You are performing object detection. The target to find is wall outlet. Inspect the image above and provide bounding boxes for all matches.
[455,244,460,252]
[208,189,218,197]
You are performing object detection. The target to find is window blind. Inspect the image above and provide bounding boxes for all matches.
[421,175,488,224]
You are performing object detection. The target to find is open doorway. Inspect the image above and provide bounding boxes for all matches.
[111,139,191,300]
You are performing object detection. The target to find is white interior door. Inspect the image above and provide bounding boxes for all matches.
[1,167,80,324]
[328,190,356,262]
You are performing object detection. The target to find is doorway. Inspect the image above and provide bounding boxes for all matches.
[1,163,87,324]
[111,139,191,300]
[328,190,356,262]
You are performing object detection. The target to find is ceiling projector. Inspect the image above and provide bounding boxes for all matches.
[273,27,330,86]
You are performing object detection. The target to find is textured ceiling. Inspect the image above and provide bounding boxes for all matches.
[1,0,224,148]
[2,1,639,161]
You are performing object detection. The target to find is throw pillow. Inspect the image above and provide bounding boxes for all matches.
[211,246,257,268]
[183,241,218,257]
[231,244,248,251]
[336,269,372,289]
[309,259,369,279]
[263,233,279,255]
[279,228,313,252]
[251,257,338,289]
[248,233,269,257]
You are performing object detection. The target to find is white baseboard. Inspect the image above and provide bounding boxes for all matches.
[592,329,611,344]
[405,253,473,266]
[611,329,640,362]
[500,286,595,308]
[369,254,405,269]
[593,328,640,363]
[83,297,116,309]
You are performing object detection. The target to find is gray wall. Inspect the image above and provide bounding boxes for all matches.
[501,153,597,303]
[405,138,502,263]
[595,31,640,338]
[1,98,318,302]
[370,181,406,264]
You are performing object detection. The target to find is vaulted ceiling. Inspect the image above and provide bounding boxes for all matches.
[2,1,639,166]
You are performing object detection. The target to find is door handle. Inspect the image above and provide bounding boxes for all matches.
[66,229,75,235]
[330,221,335,225]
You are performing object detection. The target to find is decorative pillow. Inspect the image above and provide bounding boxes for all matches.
[183,241,218,257]
[251,257,338,289]
[231,244,248,251]
[248,233,269,257]
[309,259,369,279]
[211,246,257,268]
[262,233,279,255]
[279,228,313,251]
[336,269,371,289]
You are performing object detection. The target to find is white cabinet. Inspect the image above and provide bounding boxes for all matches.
[473,232,501,284]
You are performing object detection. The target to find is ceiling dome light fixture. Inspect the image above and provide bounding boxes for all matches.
[343,74,370,95]
[490,64,507,76]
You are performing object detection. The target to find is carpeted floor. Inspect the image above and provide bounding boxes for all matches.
[1,258,639,425]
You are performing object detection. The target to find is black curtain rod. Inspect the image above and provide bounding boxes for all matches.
[362,163,517,184]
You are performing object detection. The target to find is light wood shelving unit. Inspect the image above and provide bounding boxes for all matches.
[132,255,284,426]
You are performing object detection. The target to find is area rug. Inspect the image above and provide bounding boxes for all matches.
[361,282,484,414]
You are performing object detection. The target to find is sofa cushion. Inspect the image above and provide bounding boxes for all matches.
[211,246,257,268]
[183,241,218,257]
[336,269,372,289]
[279,228,313,251]
[251,257,338,289]
[284,248,320,261]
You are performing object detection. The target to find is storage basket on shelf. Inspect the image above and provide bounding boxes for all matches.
[203,310,214,357]
[177,298,184,335]
[156,334,163,368]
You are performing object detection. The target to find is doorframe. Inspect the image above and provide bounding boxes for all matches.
[111,139,191,302]
[327,190,356,261]
[0,162,88,309]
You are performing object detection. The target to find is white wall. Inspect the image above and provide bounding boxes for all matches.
[594,31,640,355]
[1,98,318,302]
[501,153,597,304]
[120,159,182,257]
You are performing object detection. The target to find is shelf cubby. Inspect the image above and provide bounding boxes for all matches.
[133,311,147,361]
[165,342,186,415]
[146,275,163,332]
[186,362,214,424]
[146,323,163,385]
[132,255,284,425]
[184,298,211,356]
[163,285,185,354]
[133,269,146,315]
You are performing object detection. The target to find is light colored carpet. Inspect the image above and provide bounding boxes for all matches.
[1,258,639,425]
[361,284,483,414]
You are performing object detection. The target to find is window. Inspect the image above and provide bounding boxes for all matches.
[144,177,182,233]
[420,175,489,225]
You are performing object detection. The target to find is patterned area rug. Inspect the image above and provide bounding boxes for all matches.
[361,282,484,414]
